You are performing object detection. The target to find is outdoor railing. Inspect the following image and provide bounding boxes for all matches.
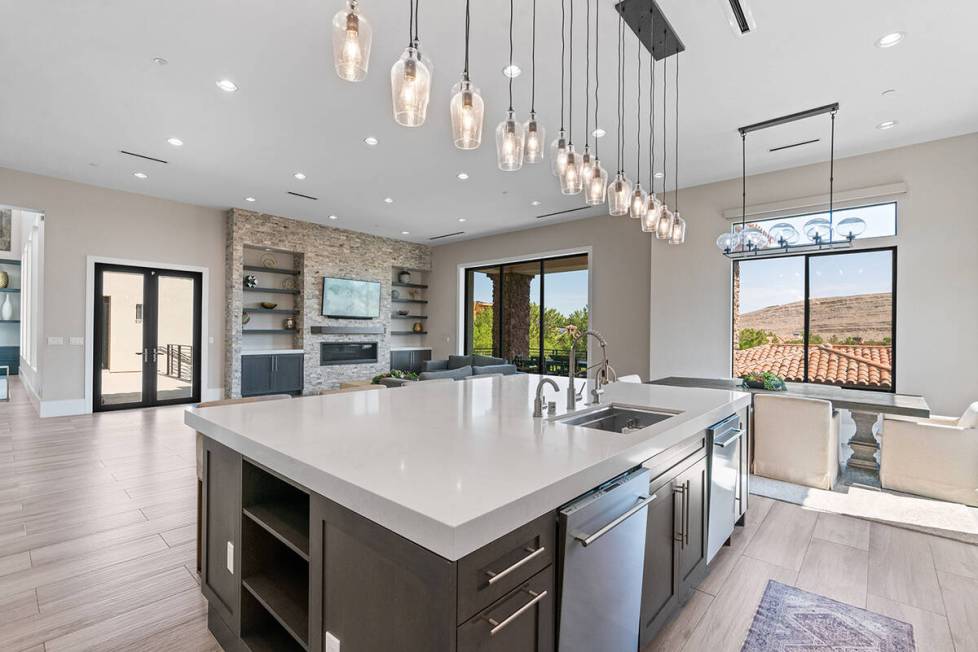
[158,344,193,382]
[473,348,588,377]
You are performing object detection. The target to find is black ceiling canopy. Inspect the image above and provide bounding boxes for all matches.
[614,0,685,60]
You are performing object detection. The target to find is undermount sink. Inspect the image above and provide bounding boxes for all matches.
[556,404,675,434]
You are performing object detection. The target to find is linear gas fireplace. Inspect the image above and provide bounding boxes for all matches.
[321,342,378,366]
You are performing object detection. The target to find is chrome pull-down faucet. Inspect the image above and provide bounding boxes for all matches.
[533,377,560,418]
[566,329,616,411]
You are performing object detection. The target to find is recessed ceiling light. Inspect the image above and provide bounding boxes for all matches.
[167,137,184,147]
[401,231,410,235]
[881,88,896,97]
[876,120,898,130]
[384,197,394,204]
[458,218,467,222]
[133,172,148,179]
[328,214,338,220]
[457,172,469,180]
[502,64,522,78]
[875,32,905,48]
[152,57,168,66]
[364,136,378,146]
[245,196,256,202]
[592,128,606,138]
[216,79,238,92]
[654,172,664,179]
[293,172,306,180]
[530,200,541,207]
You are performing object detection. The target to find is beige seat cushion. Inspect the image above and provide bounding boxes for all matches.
[752,394,840,490]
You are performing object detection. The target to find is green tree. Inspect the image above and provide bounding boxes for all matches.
[471,306,494,353]
[738,328,769,350]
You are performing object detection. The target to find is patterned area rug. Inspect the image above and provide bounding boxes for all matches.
[741,581,915,651]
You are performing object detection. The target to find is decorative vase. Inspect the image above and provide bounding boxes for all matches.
[0,271,8,289]
[284,317,296,330]
[398,270,412,284]
[242,311,251,325]
[412,321,423,333]
[244,274,257,288]
[391,289,400,300]
[1,295,12,321]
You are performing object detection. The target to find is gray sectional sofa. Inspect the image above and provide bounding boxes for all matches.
[418,354,518,381]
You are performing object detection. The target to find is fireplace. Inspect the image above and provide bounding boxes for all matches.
[321,342,378,366]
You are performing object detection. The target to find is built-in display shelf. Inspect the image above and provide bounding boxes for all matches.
[242,570,310,648]
[0,288,19,293]
[391,314,427,320]
[244,265,301,276]
[244,287,299,295]
[243,308,299,315]
[392,281,428,289]
[243,329,296,335]
[244,503,310,559]
[392,330,427,335]
[392,298,427,304]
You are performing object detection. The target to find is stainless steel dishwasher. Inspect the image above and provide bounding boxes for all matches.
[708,414,745,563]
[557,467,654,652]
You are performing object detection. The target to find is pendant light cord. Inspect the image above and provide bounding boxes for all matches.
[662,48,667,204]
[559,0,566,131]
[741,133,747,231]
[408,0,413,46]
[593,0,599,160]
[462,0,470,80]
[507,0,514,112]
[568,0,574,145]
[530,0,537,113]
[675,53,679,211]
[635,35,641,183]
[829,110,836,228]
[649,43,654,190]
[584,0,590,148]
[617,13,624,173]
[414,0,420,45]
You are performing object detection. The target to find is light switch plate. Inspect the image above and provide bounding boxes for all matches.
[69,336,84,346]
[325,632,340,652]
[48,336,65,345]
[226,542,234,574]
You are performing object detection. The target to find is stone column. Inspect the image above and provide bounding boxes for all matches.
[847,410,881,473]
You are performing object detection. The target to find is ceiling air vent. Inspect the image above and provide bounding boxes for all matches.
[723,0,756,35]
[119,150,168,164]
[536,206,595,220]
[429,231,465,241]
[287,191,318,201]
[769,138,820,153]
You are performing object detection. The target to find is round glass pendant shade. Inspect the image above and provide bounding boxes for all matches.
[495,111,525,171]
[769,222,799,246]
[584,159,608,206]
[332,1,372,82]
[607,173,632,216]
[716,231,739,252]
[560,145,583,194]
[391,46,432,127]
[550,131,569,177]
[803,217,832,243]
[741,226,768,250]
[669,213,687,245]
[641,194,663,233]
[629,184,649,220]
[837,216,866,239]
[655,205,675,240]
[450,80,484,149]
[524,115,546,164]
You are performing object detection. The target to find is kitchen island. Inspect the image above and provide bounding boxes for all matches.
[186,374,750,652]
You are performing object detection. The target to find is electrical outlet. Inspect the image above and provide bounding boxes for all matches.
[226,541,234,574]
[48,336,64,345]
[325,632,340,652]
[69,336,84,346]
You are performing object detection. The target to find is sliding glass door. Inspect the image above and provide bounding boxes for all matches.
[464,253,589,377]
[93,263,202,411]
[733,247,896,391]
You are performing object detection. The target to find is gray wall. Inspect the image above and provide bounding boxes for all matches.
[0,166,226,404]
[427,215,653,380]
[651,132,978,416]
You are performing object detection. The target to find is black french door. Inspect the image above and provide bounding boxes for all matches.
[93,263,202,411]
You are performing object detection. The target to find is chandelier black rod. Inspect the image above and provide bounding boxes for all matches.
[738,102,839,135]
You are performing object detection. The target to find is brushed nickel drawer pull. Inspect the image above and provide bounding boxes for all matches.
[485,546,546,585]
[573,495,656,547]
[487,589,548,636]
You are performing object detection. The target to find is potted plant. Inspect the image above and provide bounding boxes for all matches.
[741,371,787,391]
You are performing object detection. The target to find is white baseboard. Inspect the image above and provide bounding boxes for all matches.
[39,398,90,418]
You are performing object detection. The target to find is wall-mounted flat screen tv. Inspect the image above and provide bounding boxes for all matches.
[322,277,381,319]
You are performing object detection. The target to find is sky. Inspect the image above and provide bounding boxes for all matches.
[471,268,588,316]
[738,250,893,314]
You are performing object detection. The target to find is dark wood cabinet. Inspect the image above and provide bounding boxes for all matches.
[241,353,304,397]
[201,438,242,635]
[457,567,554,652]
[390,348,431,373]
[676,457,708,586]
[639,479,680,641]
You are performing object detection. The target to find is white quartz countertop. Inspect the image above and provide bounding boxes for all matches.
[185,374,750,560]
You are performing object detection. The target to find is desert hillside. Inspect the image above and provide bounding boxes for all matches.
[736,293,892,342]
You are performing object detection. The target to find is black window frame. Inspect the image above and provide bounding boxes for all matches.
[462,253,589,374]
[731,245,897,393]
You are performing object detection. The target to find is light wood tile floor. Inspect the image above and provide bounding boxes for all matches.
[3,378,977,652]
[0,379,217,652]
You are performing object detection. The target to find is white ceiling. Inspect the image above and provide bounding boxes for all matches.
[1,1,976,244]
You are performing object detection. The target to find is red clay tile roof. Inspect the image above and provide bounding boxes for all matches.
[734,343,893,388]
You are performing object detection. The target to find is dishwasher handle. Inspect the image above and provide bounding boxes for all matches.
[714,428,744,449]
[573,494,657,547]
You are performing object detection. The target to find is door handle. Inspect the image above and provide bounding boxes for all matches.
[485,546,546,585]
[487,589,548,636]
[683,480,690,546]
[714,428,744,448]
[673,485,685,544]
[573,494,657,547]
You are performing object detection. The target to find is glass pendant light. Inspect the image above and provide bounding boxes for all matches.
[523,0,546,163]
[769,222,799,246]
[559,0,581,193]
[496,0,524,171]
[838,216,866,240]
[669,213,686,244]
[551,0,569,176]
[642,50,661,233]
[450,0,484,149]
[579,0,595,189]
[716,231,739,253]
[655,53,674,238]
[667,52,685,244]
[804,217,832,243]
[584,2,608,209]
[608,12,632,215]
[391,0,432,127]
[332,0,372,82]
[628,40,648,220]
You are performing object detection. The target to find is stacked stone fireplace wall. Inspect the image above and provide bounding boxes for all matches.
[225,209,430,397]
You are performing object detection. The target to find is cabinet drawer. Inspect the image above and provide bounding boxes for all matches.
[458,566,554,652]
[457,512,555,624]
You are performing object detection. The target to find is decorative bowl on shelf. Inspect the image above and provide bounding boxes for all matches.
[260,302,278,310]
[391,289,400,300]
[398,270,412,284]
[397,309,409,316]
